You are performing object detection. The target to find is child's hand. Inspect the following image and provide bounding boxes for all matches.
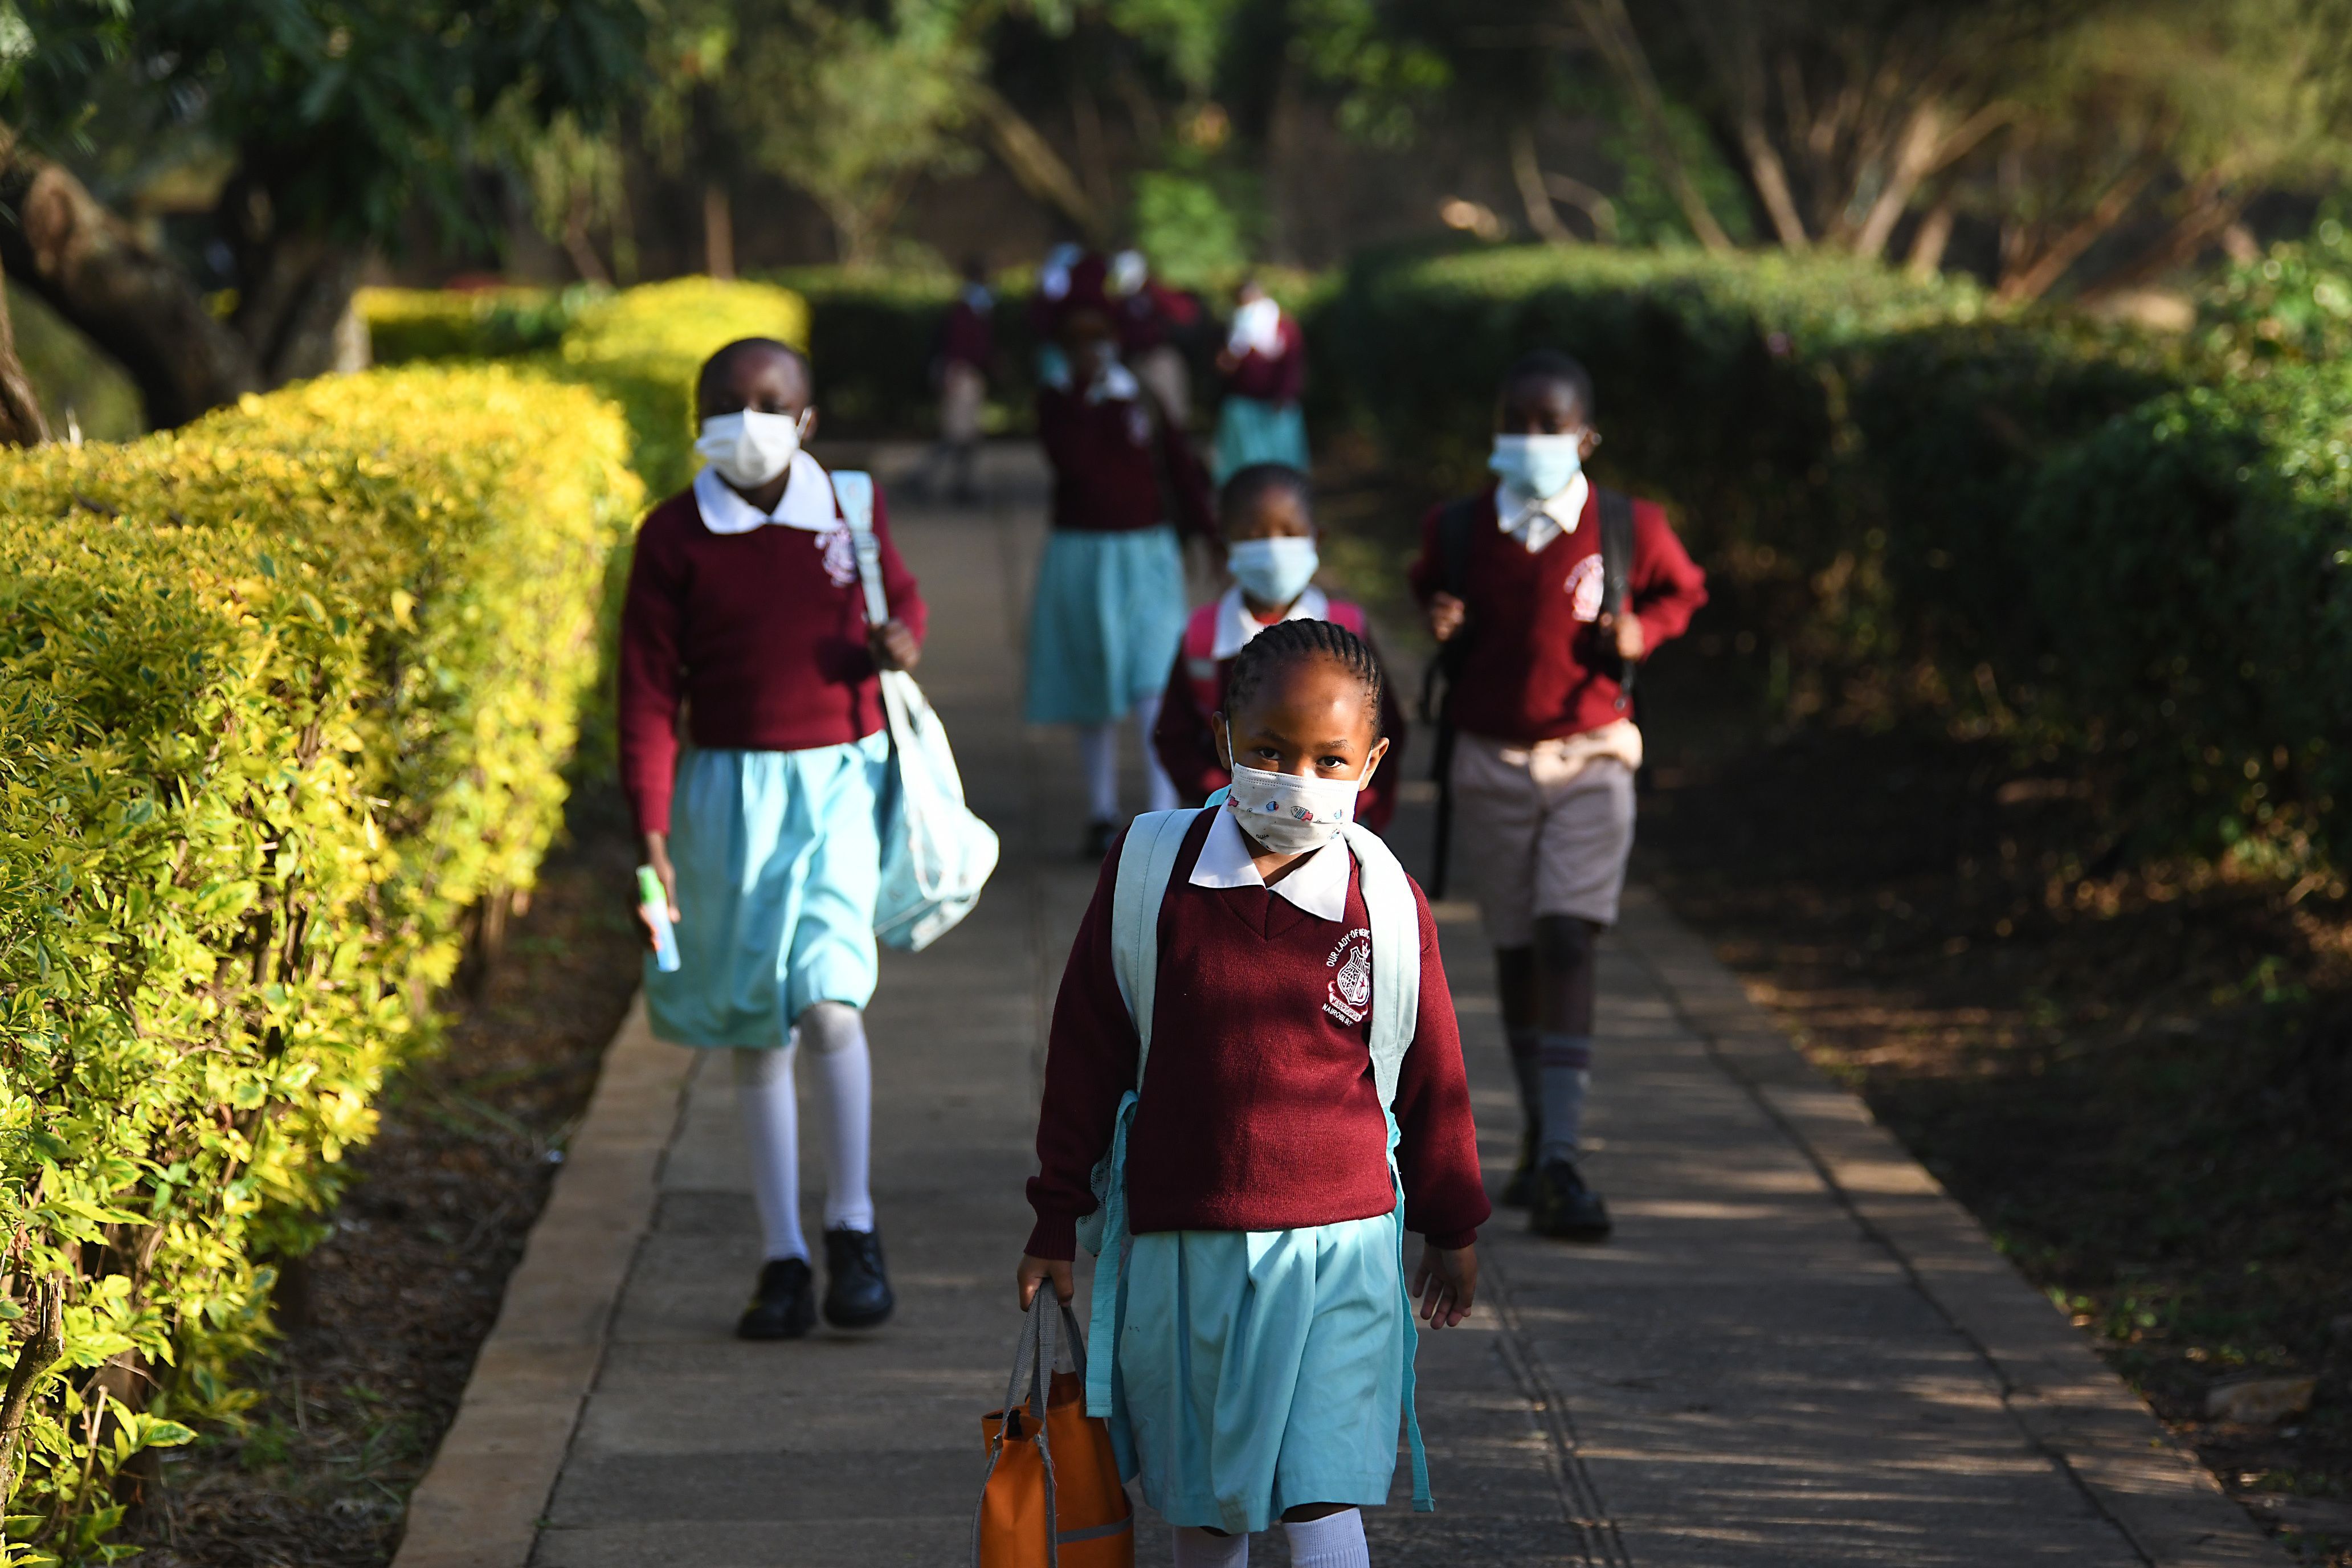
[1427,591,1467,643]
[1412,1242,1477,1329]
[1018,1254,1074,1309]
[637,834,680,952]
[1596,610,1644,662]
[870,619,921,672]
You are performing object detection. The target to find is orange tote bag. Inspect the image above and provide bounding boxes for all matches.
[973,1293,1133,1568]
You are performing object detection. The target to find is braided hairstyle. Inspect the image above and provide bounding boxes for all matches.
[1222,618,1386,733]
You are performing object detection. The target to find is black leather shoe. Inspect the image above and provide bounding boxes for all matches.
[822,1227,895,1329]
[736,1257,817,1340]
[1499,1127,1541,1208]
[1081,820,1118,860]
[1529,1159,1613,1242]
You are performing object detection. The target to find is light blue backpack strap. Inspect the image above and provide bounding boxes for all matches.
[1087,806,1204,1419]
[1340,822,1422,1109]
[1342,820,1435,1510]
[830,469,891,628]
[1109,808,1197,1056]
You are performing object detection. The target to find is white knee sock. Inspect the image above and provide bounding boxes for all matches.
[732,1047,807,1263]
[1078,724,1120,822]
[1283,1509,1367,1568]
[1134,691,1178,812]
[797,1002,876,1233]
[1170,1527,1248,1568]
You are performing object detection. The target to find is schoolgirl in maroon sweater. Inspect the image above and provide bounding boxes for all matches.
[1027,274,1215,855]
[1153,463,1408,831]
[620,338,926,1344]
[1408,349,1706,1246]
[1020,620,1487,1568]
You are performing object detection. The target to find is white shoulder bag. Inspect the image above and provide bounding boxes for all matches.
[832,470,1001,952]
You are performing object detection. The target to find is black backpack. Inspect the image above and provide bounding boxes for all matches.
[1422,488,1635,899]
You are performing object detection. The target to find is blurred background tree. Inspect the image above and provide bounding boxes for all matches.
[0,0,649,428]
[9,0,2352,434]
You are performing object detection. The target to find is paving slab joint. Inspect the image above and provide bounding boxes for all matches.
[1476,1248,1632,1568]
[1612,888,2285,1568]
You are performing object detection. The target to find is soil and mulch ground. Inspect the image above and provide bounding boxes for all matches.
[124,783,643,1568]
[1631,652,2352,1566]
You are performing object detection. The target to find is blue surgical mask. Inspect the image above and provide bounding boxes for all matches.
[1489,434,1583,500]
[1228,536,1319,606]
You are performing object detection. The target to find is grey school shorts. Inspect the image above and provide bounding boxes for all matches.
[1449,721,1642,946]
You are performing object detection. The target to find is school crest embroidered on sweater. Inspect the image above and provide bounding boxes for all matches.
[816,524,859,587]
[1325,928,1373,1025]
[1565,554,1606,622]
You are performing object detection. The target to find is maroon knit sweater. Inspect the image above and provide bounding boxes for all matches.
[617,481,927,836]
[1220,316,1305,403]
[1036,385,1215,537]
[1025,814,1489,1261]
[1406,484,1708,745]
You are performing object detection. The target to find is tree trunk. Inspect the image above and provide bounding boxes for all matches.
[1852,101,2008,262]
[2075,175,2247,304]
[966,81,1110,245]
[0,258,51,446]
[0,139,259,427]
[0,1283,65,1533]
[1995,159,2160,304]
[230,230,372,385]
[1510,122,1575,246]
[1569,0,1734,252]
[1738,112,1810,250]
[1263,54,1306,266]
[1544,173,1622,242]
[703,180,736,280]
[1905,194,1956,279]
[560,189,615,287]
[1069,76,1116,218]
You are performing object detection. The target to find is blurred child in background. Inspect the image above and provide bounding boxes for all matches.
[1154,462,1406,831]
[914,255,993,505]
[1213,277,1308,484]
[1028,264,1215,856]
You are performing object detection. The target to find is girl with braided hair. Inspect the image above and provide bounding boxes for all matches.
[1019,618,1489,1568]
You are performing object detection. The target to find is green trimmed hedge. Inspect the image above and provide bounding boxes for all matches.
[0,366,642,1558]
[1308,244,2352,872]
[2016,366,2352,865]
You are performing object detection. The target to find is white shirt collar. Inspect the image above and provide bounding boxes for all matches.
[693,451,839,536]
[1496,472,1589,554]
[1209,583,1331,661]
[1187,803,1353,922]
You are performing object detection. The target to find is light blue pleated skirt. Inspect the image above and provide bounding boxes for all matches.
[1212,397,1310,485]
[1024,525,1187,726]
[1117,1214,1406,1534]
[643,737,888,1047]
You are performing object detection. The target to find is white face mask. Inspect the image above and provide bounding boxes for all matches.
[696,408,806,490]
[1225,761,1366,855]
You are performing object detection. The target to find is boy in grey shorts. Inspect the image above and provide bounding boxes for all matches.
[1410,351,1708,1240]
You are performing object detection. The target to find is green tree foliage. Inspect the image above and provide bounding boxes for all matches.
[722,0,982,266]
[0,0,651,423]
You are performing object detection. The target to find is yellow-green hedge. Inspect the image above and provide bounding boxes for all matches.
[360,275,814,500]
[550,276,811,499]
[0,365,641,1558]
[355,284,570,364]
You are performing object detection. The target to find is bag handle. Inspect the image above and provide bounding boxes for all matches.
[975,1291,1086,1568]
[832,468,920,762]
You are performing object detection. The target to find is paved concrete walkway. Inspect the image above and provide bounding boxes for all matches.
[396,447,2278,1568]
